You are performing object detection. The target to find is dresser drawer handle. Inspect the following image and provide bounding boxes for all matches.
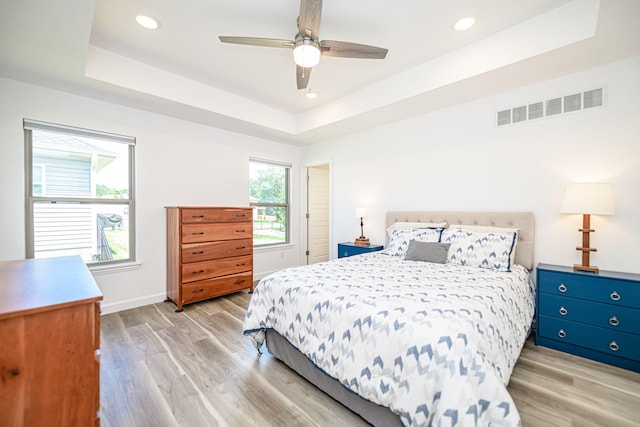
[609,316,620,326]
[559,307,568,316]
[235,246,246,250]
[609,341,619,352]
[192,251,205,255]
[558,284,567,293]
[192,288,204,293]
[610,291,621,301]
[557,329,567,339]
[344,252,349,257]
[236,263,246,267]
[235,214,246,217]
[234,279,246,285]
[192,270,205,274]
[192,232,205,235]
[191,215,205,218]
[235,230,246,233]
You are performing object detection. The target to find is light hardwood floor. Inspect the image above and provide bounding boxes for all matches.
[100,292,640,426]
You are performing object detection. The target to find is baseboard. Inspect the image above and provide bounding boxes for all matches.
[100,292,166,315]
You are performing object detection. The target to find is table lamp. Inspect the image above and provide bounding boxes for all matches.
[560,183,614,273]
[354,208,370,246]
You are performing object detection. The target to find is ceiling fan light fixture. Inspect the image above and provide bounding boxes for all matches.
[136,15,160,30]
[293,39,321,68]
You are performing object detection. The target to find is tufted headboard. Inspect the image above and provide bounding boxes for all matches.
[385,211,535,270]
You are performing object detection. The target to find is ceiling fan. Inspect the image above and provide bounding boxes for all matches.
[219,0,388,90]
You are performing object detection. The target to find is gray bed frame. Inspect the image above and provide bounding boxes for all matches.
[265,211,534,426]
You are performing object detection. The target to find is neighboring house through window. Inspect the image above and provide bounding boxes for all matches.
[249,158,290,246]
[24,119,136,266]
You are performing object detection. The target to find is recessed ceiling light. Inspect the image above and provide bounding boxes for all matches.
[136,15,160,30]
[305,90,317,100]
[453,16,475,31]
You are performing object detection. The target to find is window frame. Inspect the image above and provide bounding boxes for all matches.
[249,158,291,247]
[24,119,136,267]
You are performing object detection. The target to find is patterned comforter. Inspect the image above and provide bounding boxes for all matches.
[243,253,535,426]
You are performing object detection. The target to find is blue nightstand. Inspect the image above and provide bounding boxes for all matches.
[338,242,384,258]
[536,263,640,372]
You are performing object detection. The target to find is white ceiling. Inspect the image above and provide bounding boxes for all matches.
[1,0,639,145]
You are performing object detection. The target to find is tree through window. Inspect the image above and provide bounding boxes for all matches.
[249,159,290,246]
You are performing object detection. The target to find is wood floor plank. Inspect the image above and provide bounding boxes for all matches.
[101,296,640,427]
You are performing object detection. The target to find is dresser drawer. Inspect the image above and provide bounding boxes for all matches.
[182,255,252,283]
[181,208,252,224]
[539,293,640,335]
[538,270,640,308]
[182,222,252,243]
[538,315,640,361]
[181,239,252,263]
[182,272,253,304]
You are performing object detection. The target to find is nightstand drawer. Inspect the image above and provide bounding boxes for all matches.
[538,315,640,361]
[338,242,384,258]
[538,270,640,308]
[539,293,640,335]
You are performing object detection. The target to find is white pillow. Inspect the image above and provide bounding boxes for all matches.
[441,228,517,272]
[449,224,519,267]
[383,228,444,257]
[386,221,447,237]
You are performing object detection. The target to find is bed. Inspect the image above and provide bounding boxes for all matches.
[244,211,535,426]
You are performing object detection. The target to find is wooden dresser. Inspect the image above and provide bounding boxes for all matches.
[0,256,103,426]
[166,206,254,312]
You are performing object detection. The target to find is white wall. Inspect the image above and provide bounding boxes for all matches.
[0,78,302,313]
[303,56,640,274]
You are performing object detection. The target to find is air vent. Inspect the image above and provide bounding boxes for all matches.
[528,102,544,120]
[546,98,562,116]
[513,106,527,123]
[564,94,581,113]
[496,87,605,127]
[584,88,603,108]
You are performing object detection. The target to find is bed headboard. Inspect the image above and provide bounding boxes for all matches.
[385,211,535,270]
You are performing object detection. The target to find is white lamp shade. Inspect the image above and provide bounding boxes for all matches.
[293,42,320,68]
[560,183,615,215]
[355,208,367,219]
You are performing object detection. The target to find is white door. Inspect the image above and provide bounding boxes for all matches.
[307,165,329,264]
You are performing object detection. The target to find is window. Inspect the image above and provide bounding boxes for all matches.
[24,119,136,266]
[249,159,290,246]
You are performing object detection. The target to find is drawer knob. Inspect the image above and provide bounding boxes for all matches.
[236,246,246,250]
[192,288,204,293]
[235,214,246,217]
[191,215,205,218]
[610,291,621,301]
[235,279,245,285]
[559,306,568,316]
[557,329,567,339]
[192,232,205,235]
[236,230,246,233]
[609,316,620,327]
[236,263,246,267]
[344,252,349,257]
[192,270,204,274]
[558,284,567,293]
[609,341,619,352]
[192,251,204,255]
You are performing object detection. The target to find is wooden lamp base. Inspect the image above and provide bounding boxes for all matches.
[574,213,599,274]
[354,237,370,246]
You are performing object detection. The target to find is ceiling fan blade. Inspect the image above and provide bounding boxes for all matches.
[298,0,322,38]
[320,40,388,59]
[219,36,293,49]
[296,65,312,89]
